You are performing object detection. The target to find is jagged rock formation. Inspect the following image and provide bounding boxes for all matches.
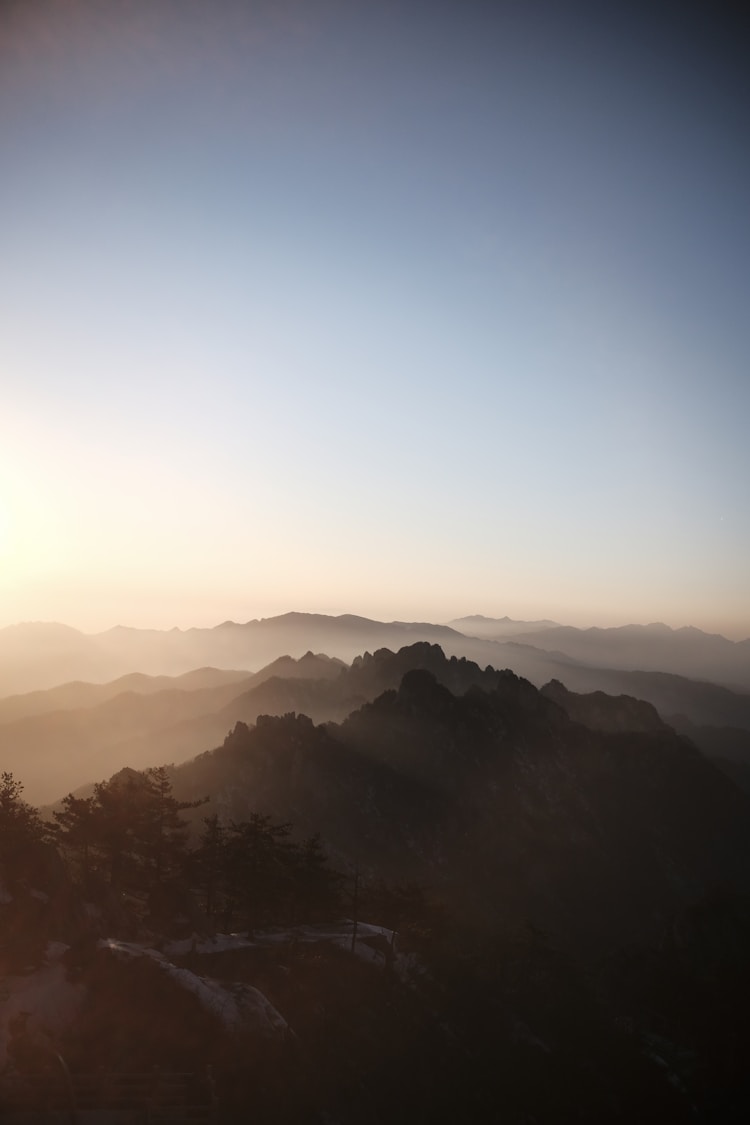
[3,645,750,1122]
[173,664,750,954]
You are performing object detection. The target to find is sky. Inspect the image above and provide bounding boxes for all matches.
[1,0,749,638]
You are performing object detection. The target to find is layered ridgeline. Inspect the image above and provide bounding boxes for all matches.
[4,641,750,806]
[0,616,465,696]
[3,649,750,1122]
[11,642,749,951]
[168,662,750,955]
[451,617,750,689]
[2,613,749,698]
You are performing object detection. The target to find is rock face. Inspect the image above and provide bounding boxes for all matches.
[173,666,750,955]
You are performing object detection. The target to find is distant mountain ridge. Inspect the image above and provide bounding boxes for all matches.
[2,612,748,698]
[12,644,552,805]
[0,615,464,696]
[0,667,251,724]
[448,614,560,636]
[4,611,750,806]
[500,622,750,688]
[8,638,748,809]
[0,652,346,805]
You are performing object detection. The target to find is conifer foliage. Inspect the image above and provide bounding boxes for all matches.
[53,767,206,893]
[0,772,49,882]
[50,766,341,927]
[191,815,341,930]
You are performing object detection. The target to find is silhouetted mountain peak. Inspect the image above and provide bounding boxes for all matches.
[169,657,750,963]
[541,679,668,734]
[395,668,455,712]
[224,719,251,747]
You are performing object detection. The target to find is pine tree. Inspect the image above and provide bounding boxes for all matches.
[223,815,293,931]
[92,771,148,888]
[0,772,47,880]
[54,767,206,894]
[192,813,226,920]
[138,766,206,887]
[53,794,98,879]
[288,833,342,923]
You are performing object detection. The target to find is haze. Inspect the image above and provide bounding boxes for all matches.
[1,1,748,638]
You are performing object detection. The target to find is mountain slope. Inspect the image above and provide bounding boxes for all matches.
[504,623,750,689]
[172,669,750,954]
[546,664,750,730]
[0,655,342,805]
[0,615,467,696]
[0,667,251,725]
[15,638,750,807]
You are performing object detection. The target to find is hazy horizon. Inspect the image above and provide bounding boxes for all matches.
[1,606,748,644]
[2,2,748,643]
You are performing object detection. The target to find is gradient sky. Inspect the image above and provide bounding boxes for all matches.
[1,0,748,637]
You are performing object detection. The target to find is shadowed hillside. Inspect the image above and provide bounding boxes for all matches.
[0,655,343,806]
[8,639,750,808]
[172,668,750,955]
[3,657,750,1122]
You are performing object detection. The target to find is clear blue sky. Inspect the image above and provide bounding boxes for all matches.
[1,0,748,636]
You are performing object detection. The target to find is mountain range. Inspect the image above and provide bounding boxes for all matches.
[2,613,749,698]
[3,624,750,1121]
[3,628,749,806]
[479,621,750,688]
[166,659,750,957]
